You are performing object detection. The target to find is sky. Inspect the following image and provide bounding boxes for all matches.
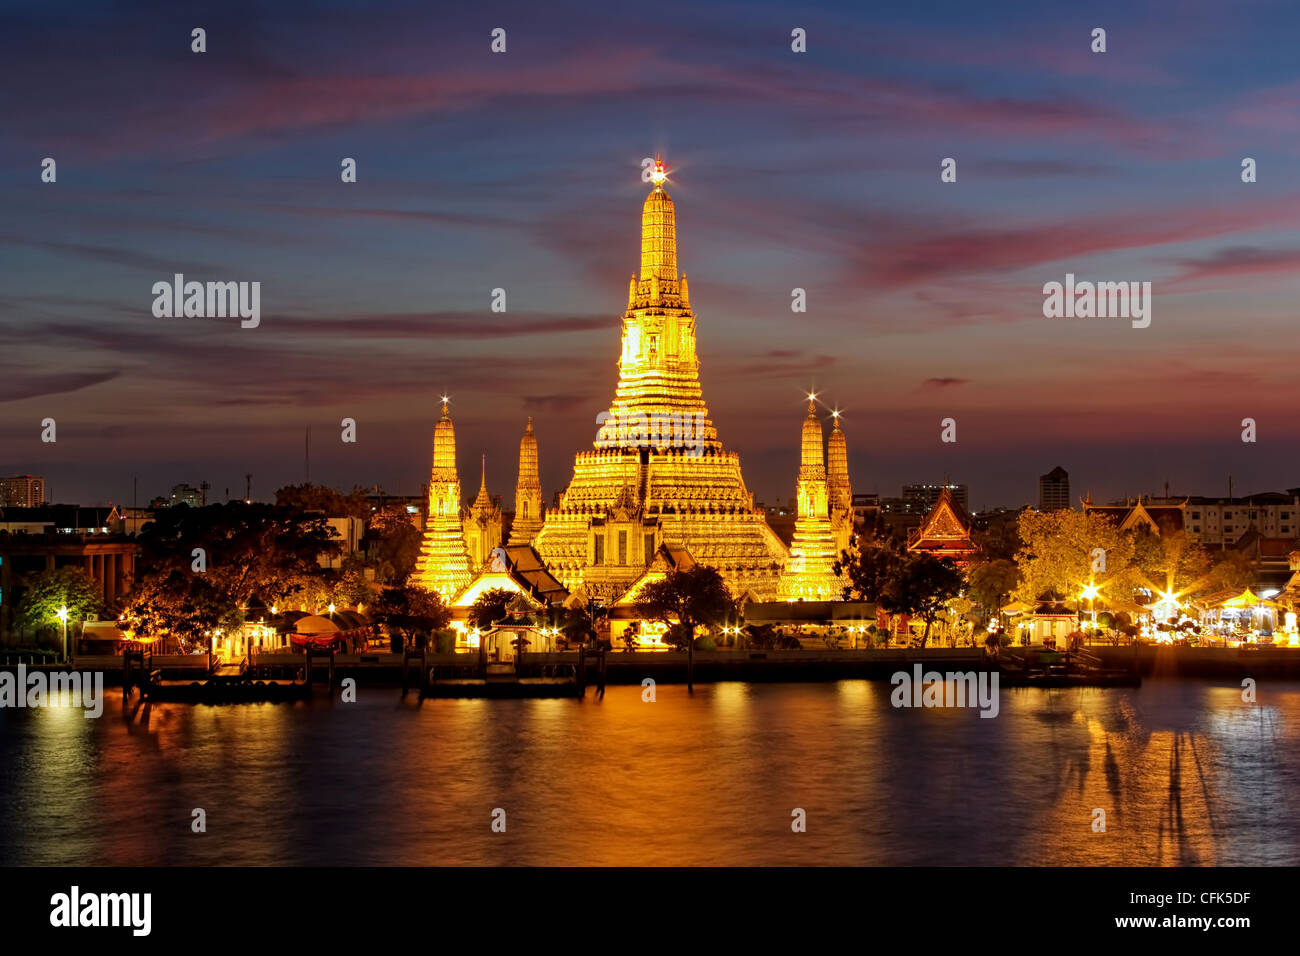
[3,0,1300,512]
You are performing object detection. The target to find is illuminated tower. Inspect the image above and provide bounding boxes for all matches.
[508,418,545,545]
[779,397,842,601]
[534,157,788,600]
[827,411,854,558]
[415,398,474,601]
[463,454,503,569]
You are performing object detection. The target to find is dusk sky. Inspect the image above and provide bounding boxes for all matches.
[4,0,1300,511]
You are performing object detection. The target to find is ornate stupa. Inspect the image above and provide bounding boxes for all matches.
[414,398,474,600]
[827,410,854,558]
[533,157,788,601]
[507,418,544,545]
[779,397,842,601]
[463,454,503,569]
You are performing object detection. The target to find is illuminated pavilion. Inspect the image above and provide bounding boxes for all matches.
[779,397,843,601]
[414,398,475,600]
[533,157,789,602]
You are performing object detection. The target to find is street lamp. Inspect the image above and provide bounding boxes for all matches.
[56,605,69,662]
[1080,582,1100,632]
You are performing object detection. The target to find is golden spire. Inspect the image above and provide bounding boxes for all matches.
[509,416,544,545]
[416,398,473,601]
[473,453,490,505]
[827,409,851,515]
[433,396,457,471]
[800,397,826,478]
[640,156,677,284]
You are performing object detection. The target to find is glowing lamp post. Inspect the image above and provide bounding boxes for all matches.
[56,605,69,662]
[1079,583,1100,642]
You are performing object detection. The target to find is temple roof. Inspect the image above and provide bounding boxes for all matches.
[907,487,976,557]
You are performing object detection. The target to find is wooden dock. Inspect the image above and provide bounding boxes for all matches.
[124,649,313,703]
[401,646,600,699]
[993,647,1141,688]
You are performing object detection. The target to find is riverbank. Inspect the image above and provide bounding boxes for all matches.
[5,644,1297,686]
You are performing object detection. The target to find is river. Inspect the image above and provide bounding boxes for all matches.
[1,679,1296,866]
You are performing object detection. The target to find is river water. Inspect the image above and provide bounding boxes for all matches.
[1,679,1296,866]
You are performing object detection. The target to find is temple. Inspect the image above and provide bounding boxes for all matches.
[507,418,545,546]
[463,454,503,570]
[907,486,979,566]
[779,397,843,601]
[414,398,475,600]
[532,157,789,602]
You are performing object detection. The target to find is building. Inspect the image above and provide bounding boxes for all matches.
[507,418,545,546]
[1082,491,1300,548]
[149,483,204,508]
[906,487,979,565]
[531,157,789,602]
[1082,497,1186,539]
[1038,466,1070,512]
[0,531,137,635]
[779,398,843,601]
[0,475,46,508]
[316,515,365,569]
[1183,493,1300,546]
[0,505,122,535]
[903,483,968,513]
[413,399,475,601]
[463,455,504,570]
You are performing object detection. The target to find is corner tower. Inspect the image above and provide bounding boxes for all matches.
[827,411,854,557]
[508,418,545,545]
[779,397,842,601]
[415,398,474,601]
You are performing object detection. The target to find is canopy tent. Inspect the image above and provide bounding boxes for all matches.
[289,611,370,649]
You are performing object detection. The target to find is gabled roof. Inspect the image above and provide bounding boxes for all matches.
[907,488,976,556]
[501,544,569,604]
[613,544,699,607]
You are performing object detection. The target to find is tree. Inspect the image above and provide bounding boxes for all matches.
[362,506,423,584]
[120,570,233,651]
[1206,549,1256,593]
[125,502,341,645]
[879,553,964,647]
[274,483,370,519]
[967,559,1020,622]
[330,556,374,608]
[835,540,904,602]
[15,568,103,636]
[468,588,515,630]
[1013,509,1136,609]
[634,565,737,649]
[558,599,606,647]
[1132,526,1210,598]
[370,585,451,648]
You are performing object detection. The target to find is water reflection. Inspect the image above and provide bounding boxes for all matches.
[0,680,1296,866]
